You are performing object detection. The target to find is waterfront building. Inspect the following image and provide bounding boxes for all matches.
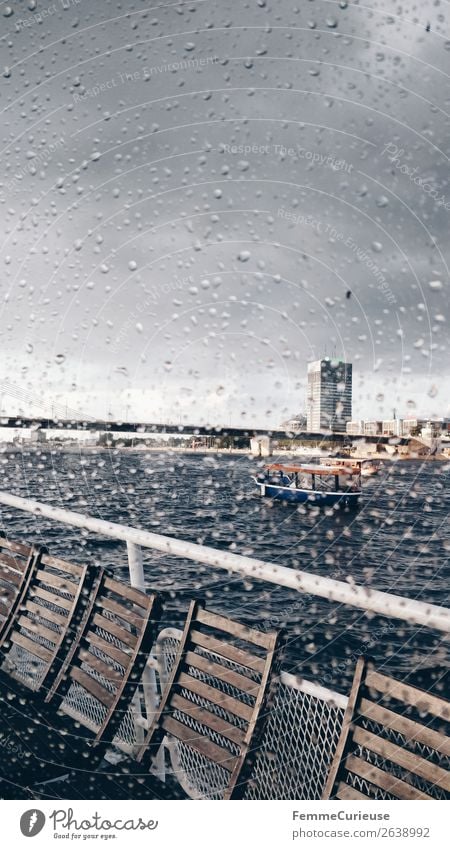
[364,421,382,436]
[382,419,402,436]
[346,420,364,435]
[307,359,352,432]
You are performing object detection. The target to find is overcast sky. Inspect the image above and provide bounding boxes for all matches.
[0,0,449,427]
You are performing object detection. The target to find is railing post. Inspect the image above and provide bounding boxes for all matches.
[126,541,145,590]
[126,540,164,779]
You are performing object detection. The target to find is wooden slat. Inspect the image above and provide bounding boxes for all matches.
[32,586,73,611]
[0,600,10,618]
[170,692,246,746]
[345,754,433,801]
[185,650,258,696]
[365,671,450,722]
[0,564,23,586]
[100,595,143,630]
[336,782,372,801]
[0,552,27,574]
[92,613,137,649]
[321,657,366,800]
[35,569,77,594]
[352,726,450,792]
[196,608,275,649]
[190,629,265,674]
[0,585,16,603]
[39,554,84,576]
[17,615,59,644]
[0,539,32,556]
[177,671,254,722]
[84,631,132,668]
[103,576,151,608]
[163,715,237,772]
[69,666,115,708]
[77,648,124,686]
[359,698,450,756]
[24,600,67,624]
[10,630,52,662]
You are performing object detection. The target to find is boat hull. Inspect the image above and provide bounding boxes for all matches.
[255,482,360,508]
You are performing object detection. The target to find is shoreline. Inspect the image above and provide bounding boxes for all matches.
[0,443,448,462]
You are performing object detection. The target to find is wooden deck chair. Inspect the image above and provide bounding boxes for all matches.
[322,657,450,801]
[1,552,97,692]
[137,601,284,799]
[0,535,41,642]
[45,572,163,754]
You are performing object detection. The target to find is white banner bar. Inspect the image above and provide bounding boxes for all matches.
[2,800,448,849]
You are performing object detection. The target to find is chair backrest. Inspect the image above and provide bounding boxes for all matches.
[1,552,97,692]
[0,536,40,642]
[46,572,163,750]
[137,600,284,799]
[322,657,450,801]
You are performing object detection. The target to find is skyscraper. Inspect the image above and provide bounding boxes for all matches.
[306,359,352,432]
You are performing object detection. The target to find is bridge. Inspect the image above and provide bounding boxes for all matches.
[0,414,410,445]
[0,381,410,445]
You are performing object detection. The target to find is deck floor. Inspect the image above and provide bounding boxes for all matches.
[0,670,184,800]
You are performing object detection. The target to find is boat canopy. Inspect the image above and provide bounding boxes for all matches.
[264,463,359,477]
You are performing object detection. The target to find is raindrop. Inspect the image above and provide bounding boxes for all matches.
[26,343,33,354]
[55,354,66,365]
[428,280,442,290]
[3,6,13,17]
[100,264,109,274]
[135,322,143,333]
[128,260,138,271]
[214,189,222,199]
[376,195,389,208]
[238,250,251,262]
[326,17,338,28]
[371,241,382,252]
[428,385,438,398]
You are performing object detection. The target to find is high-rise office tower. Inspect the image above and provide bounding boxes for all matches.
[306,359,352,432]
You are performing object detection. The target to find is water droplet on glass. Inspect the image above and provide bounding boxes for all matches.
[55,354,66,365]
[238,250,251,262]
[376,195,389,208]
[428,280,442,290]
[128,260,137,271]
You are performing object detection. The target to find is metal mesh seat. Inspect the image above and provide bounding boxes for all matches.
[45,572,163,754]
[1,552,96,692]
[137,600,284,799]
[157,629,346,799]
[322,657,450,801]
[0,535,39,642]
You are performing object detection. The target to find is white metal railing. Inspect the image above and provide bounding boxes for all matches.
[0,490,449,633]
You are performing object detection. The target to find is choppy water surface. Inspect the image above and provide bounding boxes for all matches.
[1,447,449,694]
